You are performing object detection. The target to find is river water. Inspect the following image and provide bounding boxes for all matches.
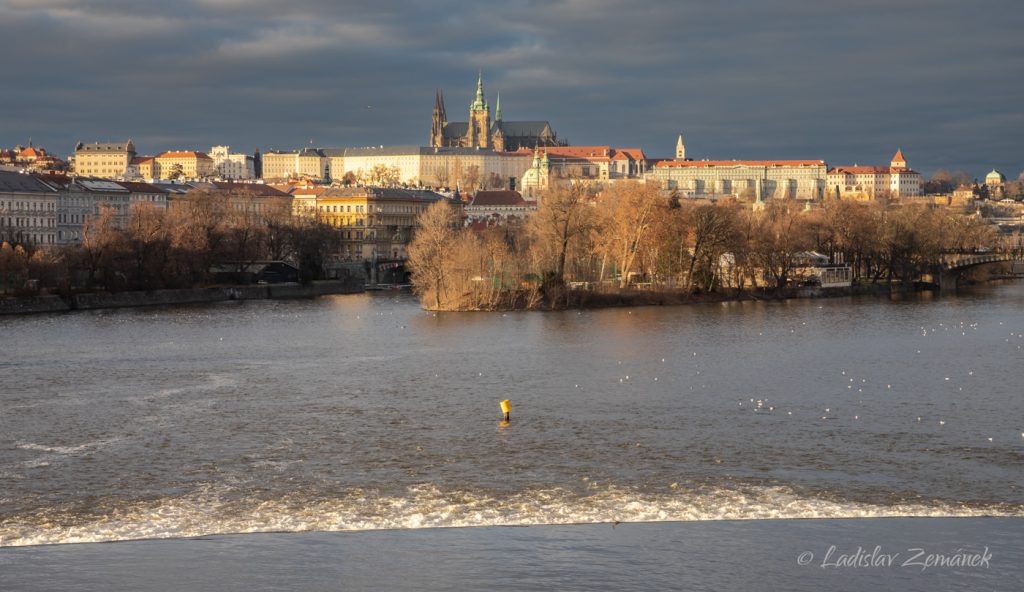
[1,284,1023,549]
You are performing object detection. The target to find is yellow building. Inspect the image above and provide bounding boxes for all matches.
[73,140,136,178]
[261,149,326,182]
[129,156,158,179]
[298,187,447,260]
[155,151,215,180]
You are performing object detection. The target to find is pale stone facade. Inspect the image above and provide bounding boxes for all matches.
[261,149,326,182]
[826,149,922,200]
[44,177,134,244]
[0,171,58,247]
[322,146,532,190]
[518,146,649,198]
[209,146,255,180]
[155,151,215,180]
[73,141,136,179]
[649,159,827,201]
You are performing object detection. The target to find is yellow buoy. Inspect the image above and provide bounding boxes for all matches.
[500,399,512,421]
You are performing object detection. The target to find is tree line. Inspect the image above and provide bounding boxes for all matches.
[408,183,1004,311]
[0,191,342,297]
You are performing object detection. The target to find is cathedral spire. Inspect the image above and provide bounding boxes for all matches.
[431,88,448,147]
[470,70,487,112]
[495,92,502,121]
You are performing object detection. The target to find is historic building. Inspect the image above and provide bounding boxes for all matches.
[647,135,826,201]
[322,146,532,190]
[429,73,561,152]
[985,169,1007,198]
[261,148,327,182]
[826,149,922,200]
[293,186,447,260]
[72,140,136,179]
[519,146,649,198]
[208,146,255,180]
[153,151,215,180]
[0,170,58,247]
[465,190,536,224]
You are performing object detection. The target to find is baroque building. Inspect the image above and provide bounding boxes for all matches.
[72,140,136,179]
[826,149,923,200]
[430,73,562,152]
[647,134,826,201]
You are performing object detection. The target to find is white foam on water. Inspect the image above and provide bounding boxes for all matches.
[2,483,1021,548]
[14,438,119,456]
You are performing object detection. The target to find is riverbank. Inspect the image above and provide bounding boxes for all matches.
[2,518,1019,591]
[422,281,940,312]
[564,282,907,309]
[0,279,364,316]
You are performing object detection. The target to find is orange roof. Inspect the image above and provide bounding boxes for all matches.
[829,166,920,176]
[19,146,46,158]
[656,159,825,168]
[543,146,612,158]
[892,149,905,162]
[612,148,646,161]
[158,151,212,159]
[131,156,154,164]
[829,166,889,175]
[290,186,330,197]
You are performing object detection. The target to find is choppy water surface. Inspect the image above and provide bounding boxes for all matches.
[2,284,1023,546]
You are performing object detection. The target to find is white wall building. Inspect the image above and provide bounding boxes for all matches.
[209,146,255,180]
[826,149,922,199]
[0,170,58,247]
[321,146,533,189]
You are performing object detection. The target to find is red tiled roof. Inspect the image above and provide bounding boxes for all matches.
[612,148,646,161]
[470,190,526,207]
[892,149,905,162]
[544,146,606,157]
[290,186,330,197]
[656,159,825,168]
[828,166,921,176]
[131,156,155,164]
[829,166,890,175]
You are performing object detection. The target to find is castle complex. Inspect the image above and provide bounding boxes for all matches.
[430,73,562,152]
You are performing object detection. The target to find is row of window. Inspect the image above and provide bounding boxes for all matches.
[0,200,56,211]
[3,218,55,228]
[3,232,56,245]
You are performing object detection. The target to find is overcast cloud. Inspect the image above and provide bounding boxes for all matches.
[1,0,1021,177]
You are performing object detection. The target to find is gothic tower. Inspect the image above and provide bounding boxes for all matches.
[675,133,686,160]
[430,89,447,148]
[467,72,491,149]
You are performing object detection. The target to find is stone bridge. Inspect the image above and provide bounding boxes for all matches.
[936,252,1023,290]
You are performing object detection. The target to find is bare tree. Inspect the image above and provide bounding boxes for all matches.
[526,183,594,304]
[595,182,663,287]
[685,204,738,292]
[407,200,460,310]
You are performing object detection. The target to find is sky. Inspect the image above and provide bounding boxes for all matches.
[1,0,1021,178]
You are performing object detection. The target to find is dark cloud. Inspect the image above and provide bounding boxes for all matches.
[1,0,1021,177]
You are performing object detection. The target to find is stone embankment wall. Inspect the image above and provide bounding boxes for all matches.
[0,276,364,316]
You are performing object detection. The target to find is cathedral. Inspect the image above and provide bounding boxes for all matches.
[430,73,563,152]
